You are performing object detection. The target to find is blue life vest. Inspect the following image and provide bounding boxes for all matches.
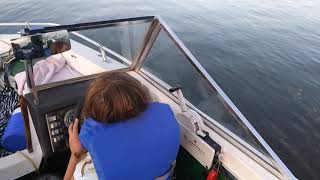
[79,102,180,180]
[1,108,26,152]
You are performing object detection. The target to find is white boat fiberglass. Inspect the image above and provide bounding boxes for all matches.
[0,16,297,180]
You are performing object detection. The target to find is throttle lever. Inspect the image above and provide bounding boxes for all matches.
[169,85,187,112]
[169,85,206,137]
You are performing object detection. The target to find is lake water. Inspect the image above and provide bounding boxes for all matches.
[1,0,319,179]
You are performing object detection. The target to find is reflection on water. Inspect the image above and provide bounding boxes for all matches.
[1,0,320,179]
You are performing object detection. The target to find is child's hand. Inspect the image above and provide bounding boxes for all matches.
[68,118,86,158]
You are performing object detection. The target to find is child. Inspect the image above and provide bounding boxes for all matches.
[64,72,180,180]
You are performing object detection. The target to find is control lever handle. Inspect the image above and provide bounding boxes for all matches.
[169,85,206,137]
[169,85,187,112]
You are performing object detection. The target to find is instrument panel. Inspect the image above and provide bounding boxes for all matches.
[25,79,91,158]
[45,106,76,152]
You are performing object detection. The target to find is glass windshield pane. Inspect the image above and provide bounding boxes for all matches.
[141,30,268,155]
[28,21,151,87]
[0,24,55,35]
[0,26,22,34]
[72,22,151,62]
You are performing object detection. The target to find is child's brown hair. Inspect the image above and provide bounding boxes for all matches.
[53,41,70,54]
[82,72,150,123]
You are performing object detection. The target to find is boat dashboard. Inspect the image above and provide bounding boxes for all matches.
[25,79,91,158]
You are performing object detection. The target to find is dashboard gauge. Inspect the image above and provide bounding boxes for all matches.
[64,109,74,127]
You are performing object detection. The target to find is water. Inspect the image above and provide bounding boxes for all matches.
[1,0,319,179]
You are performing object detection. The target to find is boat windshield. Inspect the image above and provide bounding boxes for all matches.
[60,17,279,168]
[50,19,262,152]
[0,17,291,177]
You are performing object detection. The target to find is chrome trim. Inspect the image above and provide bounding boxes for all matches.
[28,16,154,34]
[131,20,161,71]
[99,45,110,63]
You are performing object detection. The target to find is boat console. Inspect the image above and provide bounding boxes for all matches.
[25,79,91,157]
